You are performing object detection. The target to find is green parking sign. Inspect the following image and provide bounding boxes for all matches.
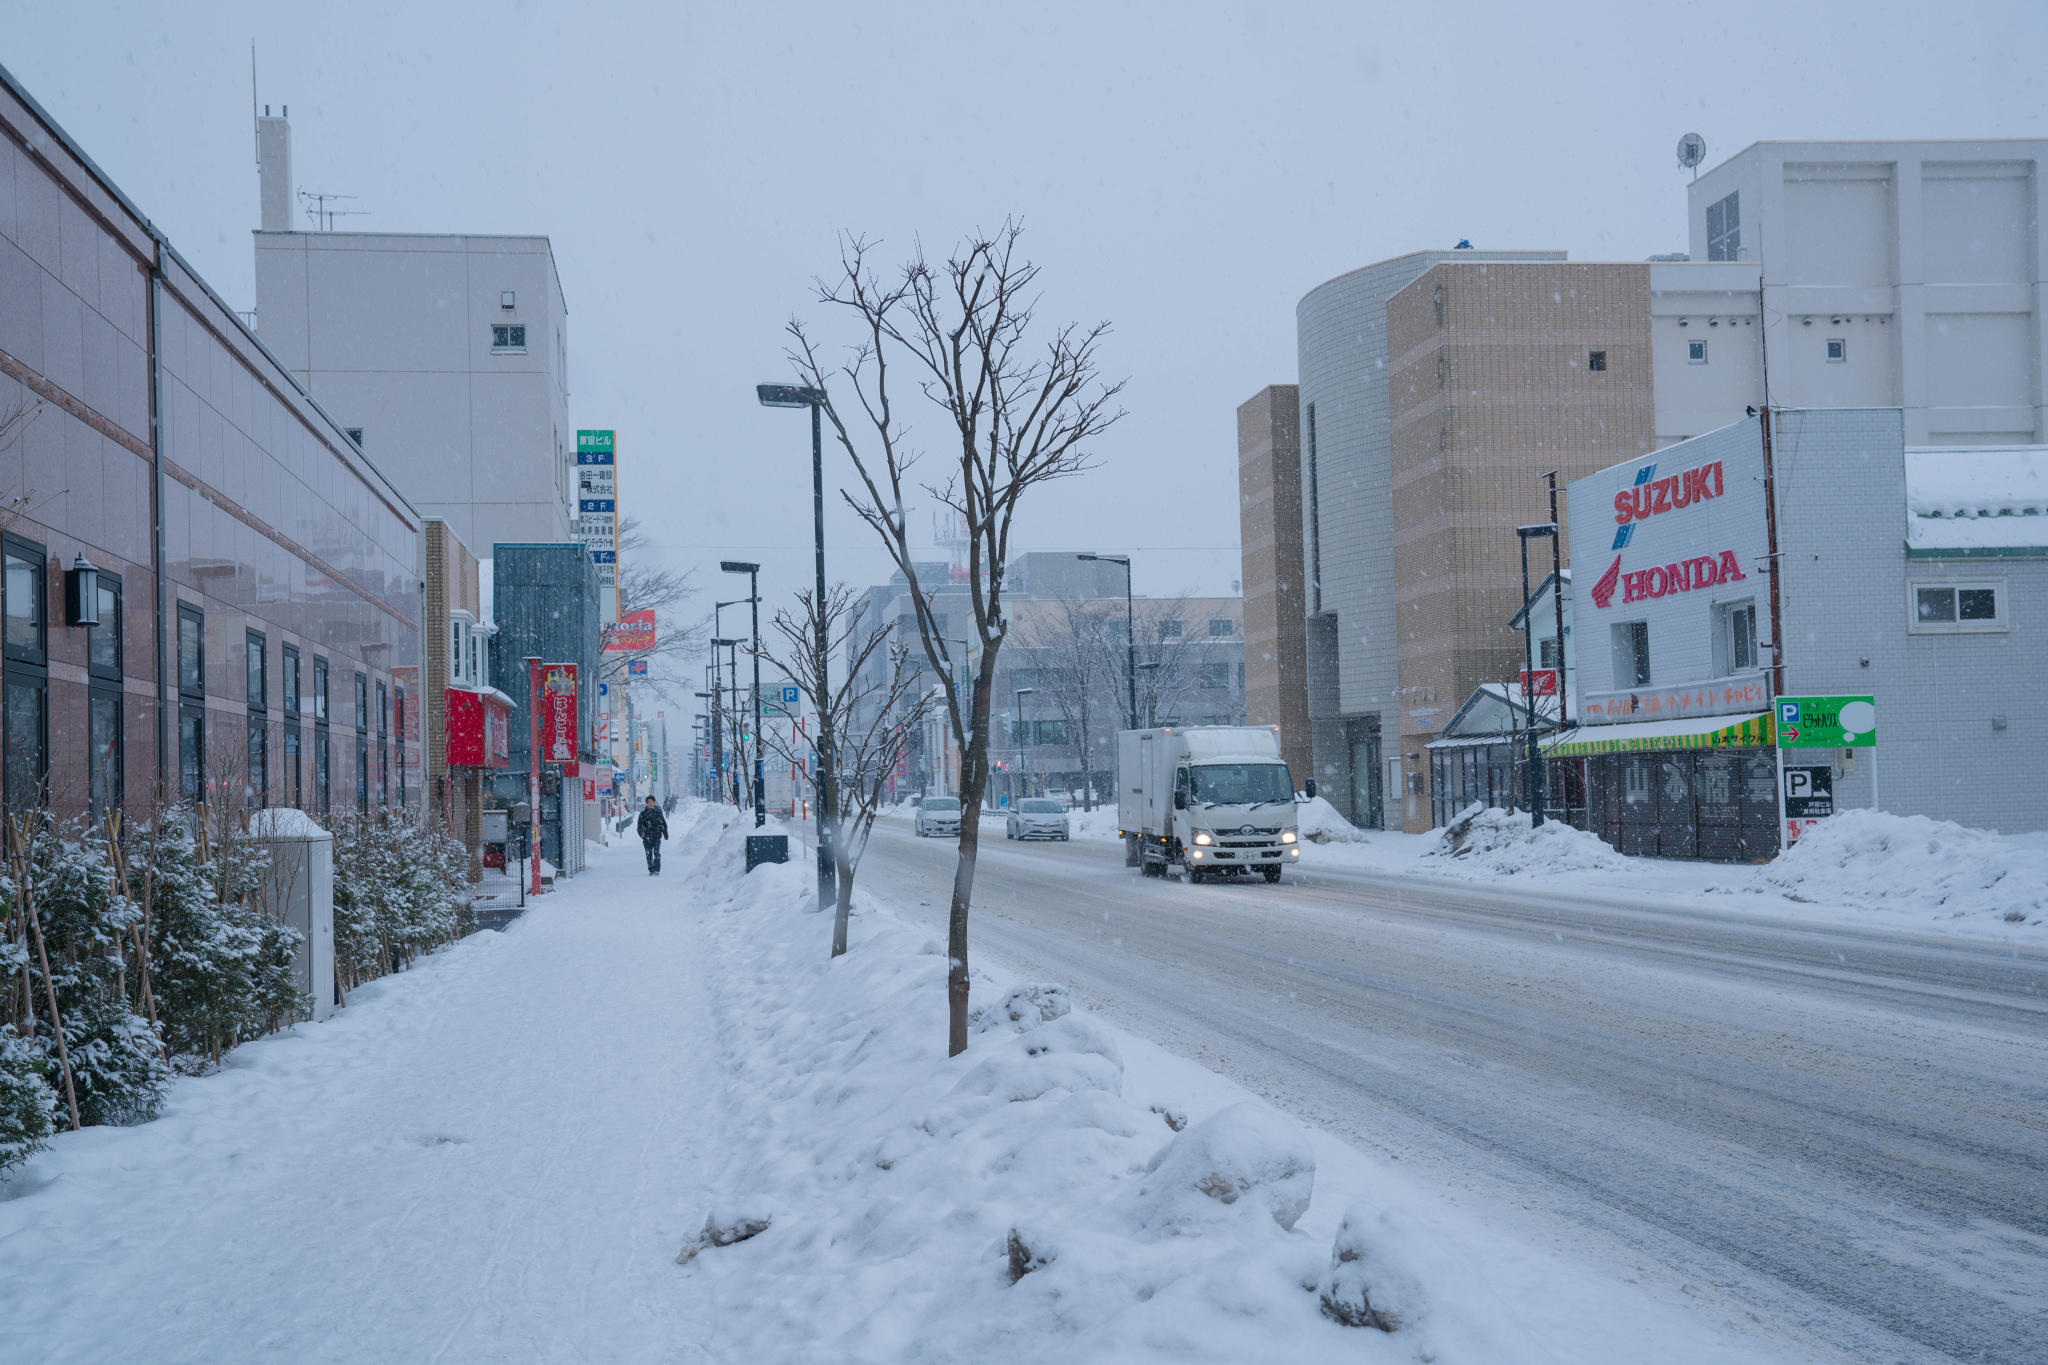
[1776,696,1876,748]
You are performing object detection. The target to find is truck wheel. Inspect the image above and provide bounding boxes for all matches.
[1261,867,1282,883]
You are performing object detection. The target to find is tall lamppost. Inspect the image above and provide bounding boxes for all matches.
[711,637,744,804]
[756,383,836,924]
[1515,522,1558,826]
[722,562,766,826]
[1076,553,1137,729]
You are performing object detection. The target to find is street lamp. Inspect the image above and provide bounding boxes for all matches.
[757,382,837,931]
[1077,553,1137,729]
[712,637,745,806]
[1515,523,1559,827]
[722,562,766,827]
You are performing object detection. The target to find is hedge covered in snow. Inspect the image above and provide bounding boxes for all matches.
[1,806,474,1175]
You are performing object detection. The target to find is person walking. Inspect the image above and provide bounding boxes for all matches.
[637,796,669,875]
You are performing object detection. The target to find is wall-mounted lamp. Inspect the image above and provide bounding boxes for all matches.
[64,553,100,627]
[501,291,516,310]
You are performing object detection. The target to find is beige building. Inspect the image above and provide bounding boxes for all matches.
[1236,385,1310,788]
[422,520,488,869]
[250,113,573,555]
[1384,262,1656,830]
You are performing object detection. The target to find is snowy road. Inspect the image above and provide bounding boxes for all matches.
[858,821,2048,1365]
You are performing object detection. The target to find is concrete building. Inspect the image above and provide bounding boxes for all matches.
[1236,385,1310,789]
[251,113,573,554]
[1671,140,2047,447]
[1294,249,1566,829]
[0,65,420,824]
[489,544,601,874]
[1553,408,2048,849]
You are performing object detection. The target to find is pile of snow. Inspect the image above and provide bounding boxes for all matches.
[1068,804,1125,842]
[1425,805,1631,877]
[1762,808,2048,927]
[1297,795,1367,844]
[675,813,1445,1359]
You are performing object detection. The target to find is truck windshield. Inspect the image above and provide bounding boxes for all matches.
[1189,763,1293,807]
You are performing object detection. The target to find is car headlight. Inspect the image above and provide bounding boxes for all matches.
[1193,832,1212,846]
[1281,829,1297,844]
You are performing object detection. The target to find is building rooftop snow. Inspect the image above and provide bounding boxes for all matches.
[1904,446,2048,554]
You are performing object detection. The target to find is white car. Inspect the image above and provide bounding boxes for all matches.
[1005,797,1070,841]
[914,797,962,838]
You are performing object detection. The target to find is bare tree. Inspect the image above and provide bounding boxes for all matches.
[753,584,936,957]
[1017,597,1120,810]
[789,223,1123,1055]
[600,516,708,687]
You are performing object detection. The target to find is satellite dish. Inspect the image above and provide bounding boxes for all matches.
[1677,133,1707,172]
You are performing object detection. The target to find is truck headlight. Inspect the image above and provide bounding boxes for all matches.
[1281,829,1297,844]
[1193,832,1212,846]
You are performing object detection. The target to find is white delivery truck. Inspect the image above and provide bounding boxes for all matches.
[1117,726,1304,883]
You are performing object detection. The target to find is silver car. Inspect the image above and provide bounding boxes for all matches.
[1005,797,1070,841]
[914,796,962,837]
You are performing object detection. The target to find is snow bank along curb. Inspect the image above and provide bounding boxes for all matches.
[669,807,1504,1362]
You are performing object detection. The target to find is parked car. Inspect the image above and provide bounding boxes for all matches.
[915,796,962,838]
[1006,797,1071,841]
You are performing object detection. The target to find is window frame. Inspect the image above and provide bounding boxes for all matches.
[1907,578,2007,634]
[1707,192,1741,262]
[355,672,368,730]
[1611,620,1651,689]
[87,570,122,682]
[1588,349,1608,373]
[247,630,267,712]
[1826,338,1847,363]
[88,686,121,821]
[2,533,47,668]
[1688,339,1708,364]
[3,669,47,813]
[490,323,528,354]
[176,602,205,701]
[313,656,330,723]
[1206,618,1235,639]
[281,645,301,717]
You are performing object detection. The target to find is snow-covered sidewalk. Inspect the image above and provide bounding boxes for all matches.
[2,801,1818,1364]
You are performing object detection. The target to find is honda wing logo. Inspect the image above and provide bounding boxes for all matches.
[1590,555,1623,609]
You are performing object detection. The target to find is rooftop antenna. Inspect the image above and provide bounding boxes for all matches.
[1676,132,1707,182]
[298,189,369,232]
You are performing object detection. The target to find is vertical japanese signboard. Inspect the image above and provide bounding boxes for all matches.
[576,430,618,618]
[543,663,579,764]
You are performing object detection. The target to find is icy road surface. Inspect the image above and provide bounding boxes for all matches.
[859,820,2048,1365]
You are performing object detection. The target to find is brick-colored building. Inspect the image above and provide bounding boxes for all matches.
[1236,385,1310,789]
[1383,261,1655,830]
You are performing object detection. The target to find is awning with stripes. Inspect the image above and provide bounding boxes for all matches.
[1541,711,1775,757]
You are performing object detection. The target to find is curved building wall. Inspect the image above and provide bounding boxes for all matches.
[1295,249,1563,823]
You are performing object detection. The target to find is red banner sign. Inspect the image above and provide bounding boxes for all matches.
[445,687,511,770]
[602,609,656,653]
[543,664,579,763]
[1520,669,1559,697]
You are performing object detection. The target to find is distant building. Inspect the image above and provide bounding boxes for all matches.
[251,113,573,554]
[489,545,601,873]
[1236,386,1310,791]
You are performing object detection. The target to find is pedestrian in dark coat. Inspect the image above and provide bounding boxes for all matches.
[637,796,669,874]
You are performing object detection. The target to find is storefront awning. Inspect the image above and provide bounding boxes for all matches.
[1542,711,1774,757]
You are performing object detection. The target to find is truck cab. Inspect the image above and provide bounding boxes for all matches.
[1117,726,1303,884]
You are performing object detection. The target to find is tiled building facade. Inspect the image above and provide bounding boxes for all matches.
[1236,385,1310,788]
[1384,261,1656,830]
[0,66,420,823]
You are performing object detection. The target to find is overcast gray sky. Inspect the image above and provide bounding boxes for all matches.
[9,1,2045,683]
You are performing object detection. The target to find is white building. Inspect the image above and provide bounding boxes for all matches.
[250,113,574,554]
[1655,140,2047,449]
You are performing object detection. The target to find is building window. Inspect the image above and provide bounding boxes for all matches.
[394,688,405,809]
[313,657,329,722]
[1909,580,2006,633]
[355,672,368,730]
[1199,662,1231,689]
[491,324,527,352]
[179,705,203,803]
[1207,618,1235,638]
[1539,637,1563,670]
[247,631,267,711]
[1158,618,1183,639]
[248,715,268,808]
[1715,600,1758,675]
[282,645,300,716]
[177,603,204,699]
[356,738,369,811]
[89,689,121,820]
[3,537,46,666]
[284,728,302,810]
[1588,350,1608,373]
[377,680,388,737]
[1826,338,1846,362]
[344,428,363,447]
[1707,192,1741,262]
[315,732,330,814]
[1688,339,1708,364]
[1611,621,1651,689]
[5,673,46,812]
[87,574,121,681]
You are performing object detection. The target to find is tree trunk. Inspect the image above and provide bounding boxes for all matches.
[947,666,995,1056]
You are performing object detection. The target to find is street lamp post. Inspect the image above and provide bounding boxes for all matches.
[722,563,765,826]
[1076,554,1137,729]
[1013,686,1035,799]
[711,636,745,805]
[1515,522,1558,827]
[757,383,837,928]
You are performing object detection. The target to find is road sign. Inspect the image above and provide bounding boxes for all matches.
[782,686,800,706]
[1784,765,1833,818]
[627,659,649,677]
[1775,696,1875,748]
